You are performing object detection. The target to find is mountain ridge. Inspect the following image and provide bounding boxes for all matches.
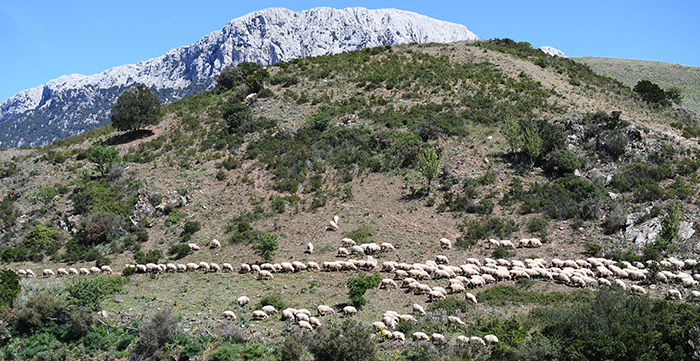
[0,7,477,148]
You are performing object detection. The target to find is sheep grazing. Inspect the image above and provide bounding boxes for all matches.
[328,220,339,231]
[667,289,682,301]
[177,264,187,272]
[333,215,340,225]
[488,239,500,249]
[431,333,446,344]
[210,263,222,272]
[447,316,465,326]
[89,266,101,274]
[258,270,274,280]
[343,306,357,317]
[252,310,268,320]
[372,321,386,331]
[466,292,478,305]
[317,305,334,316]
[309,317,322,327]
[56,268,68,277]
[221,263,234,272]
[435,255,450,265]
[296,313,310,323]
[211,239,221,248]
[237,296,250,307]
[528,238,543,248]
[341,238,356,247]
[239,263,252,274]
[690,290,700,301]
[282,309,296,321]
[198,262,210,272]
[630,285,646,295]
[68,268,79,276]
[484,334,499,345]
[222,310,236,320]
[499,240,515,249]
[306,242,314,254]
[392,331,406,342]
[381,242,396,252]
[79,268,90,275]
[307,262,320,271]
[16,269,27,277]
[337,247,350,257]
[381,279,398,289]
[412,303,426,316]
[470,336,487,348]
[42,269,55,278]
[412,332,430,342]
[101,265,113,274]
[188,243,200,251]
[299,320,313,330]
[440,238,453,250]
[262,305,278,315]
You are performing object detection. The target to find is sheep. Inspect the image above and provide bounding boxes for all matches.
[334,215,340,225]
[667,289,682,301]
[440,238,452,250]
[337,247,350,257]
[690,290,700,301]
[16,269,26,277]
[309,317,322,327]
[305,242,314,254]
[186,263,198,271]
[412,303,426,316]
[392,331,406,342]
[317,305,334,316]
[90,266,102,274]
[500,240,515,249]
[412,332,430,342]
[328,220,339,231]
[435,255,450,265]
[450,283,466,294]
[297,309,311,316]
[488,239,500,249]
[68,268,79,276]
[614,279,627,290]
[341,238,356,247]
[383,315,398,330]
[299,320,313,330]
[519,238,530,248]
[258,270,274,280]
[237,296,250,307]
[469,336,487,348]
[343,306,357,317]
[262,305,278,315]
[399,314,417,323]
[252,310,268,320]
[188,243,200,251]
[528,238,543,248]
[307,261,320,271]
[484,334,499,345]
[56,268,68,277]
[26,269,36,278]
[165,263,177,272]
[101,265,113,274]
[211,239,221,248]
[372,321,386,331]
[222,310,236,320]
[291,261,307,272]
[198,262,210,272]
[447,316,466,326]
[431,333,446,344]
[177,264,187,272]
[280,262,295,273]
[466,292,478,305]
[282,309,296,321]
[381,279,398,289]
[222,263,234,272]
[630,285,646,295]
[429,290,446,301]
[381,242,396,252]
[239,263,251,274]
[42,269,55,277]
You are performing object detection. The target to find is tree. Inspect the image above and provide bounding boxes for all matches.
[633,80,672,107]
[111,85,161,131]
[347,272,382,308]
[0,269,21,308]
[216,62,269,93]
[251,232,278,262]
[501,114,522,154]
[522,122,543,170]
[417,147,441,194]
[87,146,120,176]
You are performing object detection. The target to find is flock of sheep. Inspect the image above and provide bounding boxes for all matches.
[11,215,700,349]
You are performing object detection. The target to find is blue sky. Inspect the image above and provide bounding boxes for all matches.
[1,0,698,102]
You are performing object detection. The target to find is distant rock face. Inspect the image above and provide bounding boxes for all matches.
[539,46,567,58]
[0,7,478,148]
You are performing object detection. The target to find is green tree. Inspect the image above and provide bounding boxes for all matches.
[0,269,21,307]
[501,114,522,154]
[251,232,278,262]
[417,147,441,194]
[666,86,683,105]
[633,80,670,107]
[87,146,120,176]
[347,272,382,308]
[24,225,62,260]
[216,62,269,93]
[111,85,161,131]
[522,122,543,170]
[223,101,251,132]
[309,320,376,361]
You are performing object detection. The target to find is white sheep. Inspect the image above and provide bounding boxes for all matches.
[447,316,465,326]
[343,306,357,317]
[188,242,200,251]
[440,238,453,250]
[239,263,252,274]
[630,285,646,295]
[280,262,295,273]
[488,239,500,249]
[101,265,113,274]
[237,296,250,307]
[42,269,55,277]
[372,321,386,331]
[392,331,406,342]
[282,309,296,321]
[341,238,356,247]
[306,242,314,254]
[466,292,478,305]
[68,268,79,276]
[198,262,210,272]
[429,290,446,301]
[26,269,36,278]
[399,314,417,323]
[337,247,350,257]
[333,215,340,225]
[484,334,499,345]
[299,320,313,330]
[307,261,320,271]
[450,283,466,294]
[328,220,339,231]
[470,336,487,347]
[411,303,426,316]
[258,270,274,280]
[317,305,334,316]
[412,332,430,342]
[211,239,221,248]
[262,305,278,315]
[186,263,199,271]
[667,289,682,301]
[252,310,268,320]
[222,310,236,320]
[222,263,234,272]
[177,264,187,272]
[381,279,398,289]
[166,263,178,272]
[309,317,321,327]
[431,333,446,344]
[89,266,101,274]
[528,238,543,248]
[381,242,396,252]
[690,290,700,301]
[435,255,450,265]
[499,240,515,249]
[56,268,68,277]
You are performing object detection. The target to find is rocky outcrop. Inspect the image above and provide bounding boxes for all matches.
[539,46,567,58]
[0,7,477,148]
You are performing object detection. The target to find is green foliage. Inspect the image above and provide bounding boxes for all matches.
[492,245,516,259]
[87,146,120,176]
[309,320,376,361]
[306,110,331,131]
[459,217,519,246]
[16,293,60,331]
[131,309,178,360]
[343,226,374,243]
[347,271,382,308]
[519,175,603,220]
[223,101,251,133]
[216,62,268,93]
[70,177,140,216]
[23,225,62,260]
[111,85,161,131]
[633,79,675,107]
[527,216,549,234]
[0,269,21,308]
[501,114,522,154]
[417,146,441,193]
[75,211,124,247]
[478,285,591,307]
[545,149,582,175]
[183,220,201,235]
[35,184,67,206]
[134,249,162,264]
[257,295,286,312]
[168,243,191,259]
[427,296,474,314]
[66,276,124,310]
[251,232,278,262]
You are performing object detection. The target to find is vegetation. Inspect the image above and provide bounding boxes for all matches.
[111,85,162,132]
[0,270,21,308]
[347,272,382,308]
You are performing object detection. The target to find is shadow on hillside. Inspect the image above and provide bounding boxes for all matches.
[103,129,154,146]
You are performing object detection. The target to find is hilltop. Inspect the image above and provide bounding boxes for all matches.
[2,39,700,360]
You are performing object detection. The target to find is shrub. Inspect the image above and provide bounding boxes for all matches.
[16,293,60,331]
[602,130,628,160]
[251,232,278,262]
[545,149,582,175]
[0,270,21,308]
[183,220,201,235]
[87,146,120,177]
[492,245,516,259]
[23,225,62,260]
[309,320,376,361]
[258,295,286,311]
[633,80,670,107]
[111,85,161,132]
[132,309,178,361]
[343,226,374,243]
[347,272,382,308]
[75,212,124,247]
[168,243,191,259]
[134,249,161,264]
[223,101,251,132]
[65,276,124,310]
[427,296,474,314]
[528,216,548,234]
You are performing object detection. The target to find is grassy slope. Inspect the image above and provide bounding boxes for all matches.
[575,56,700,114]
[3,41,700,360]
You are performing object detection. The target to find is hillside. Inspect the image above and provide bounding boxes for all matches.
[2,40,700,360]
[575,56,700,114]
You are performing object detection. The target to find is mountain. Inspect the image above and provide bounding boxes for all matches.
[0,7,477,148]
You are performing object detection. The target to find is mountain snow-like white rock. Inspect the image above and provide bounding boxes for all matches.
[0,7,478,147]
[539,46,567,58]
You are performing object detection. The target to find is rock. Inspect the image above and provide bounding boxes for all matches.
[539,46,567,57]
[626,212,646,227]
[679,221,695,240]
[608,192,620,200]
[626,217,662,248]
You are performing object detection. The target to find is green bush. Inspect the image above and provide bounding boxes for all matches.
[633,80,671,107]
[75,212,124,247]
[168,243,191,259]
[343,226,374,243]
[23,225,62,261]
[0,269,21,307]
[258,295,286,311]
[16,293,61,331]
[183,220,201,235]
[251,232,278,262]
[132,309,178,360]
[111,85,161,132]
[134,249,162,264]
[347,272,382,308]
[309,320,376,361]
[427,296,474,314]
[65,276,124,310]
[545,149,582,175]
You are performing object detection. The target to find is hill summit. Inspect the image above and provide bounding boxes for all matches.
[0,7,477,148]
